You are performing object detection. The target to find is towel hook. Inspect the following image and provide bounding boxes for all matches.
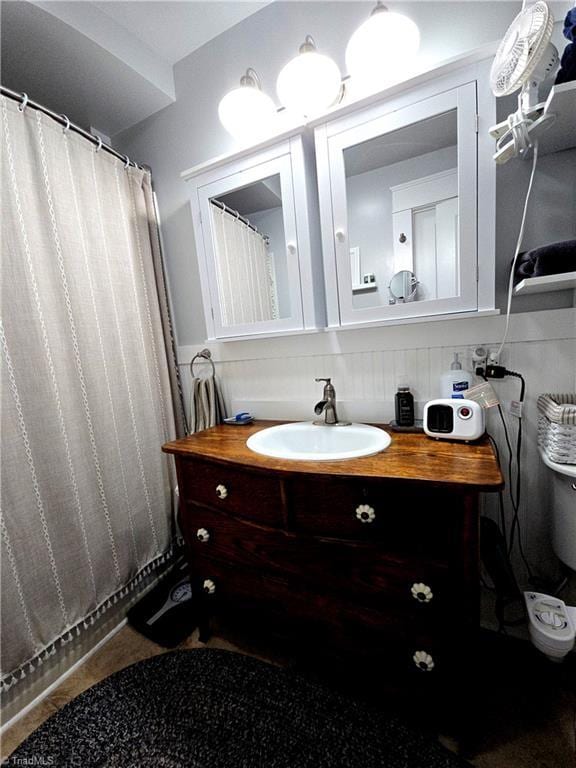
[190,348,215,378]
[18,93,29,112]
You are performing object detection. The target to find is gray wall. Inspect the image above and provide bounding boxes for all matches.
[114,0,576,346]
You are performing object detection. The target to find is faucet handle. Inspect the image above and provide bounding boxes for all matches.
[315,378,331,384]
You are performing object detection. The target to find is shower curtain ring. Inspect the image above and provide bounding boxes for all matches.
[95,136,102,153]
[123,155,130,169]
[18,93,29,112]
[61,115,71,134]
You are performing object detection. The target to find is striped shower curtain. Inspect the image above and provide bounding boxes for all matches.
[1,95,185,692]
[210,202,279,326]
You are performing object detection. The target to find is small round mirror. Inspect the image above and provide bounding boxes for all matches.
[389,270,418,303]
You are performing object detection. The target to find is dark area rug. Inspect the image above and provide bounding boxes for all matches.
[8,648,470,767]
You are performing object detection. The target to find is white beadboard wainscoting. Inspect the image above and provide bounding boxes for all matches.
[177,308,576,586]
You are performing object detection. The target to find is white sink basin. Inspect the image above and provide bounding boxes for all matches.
[246,421,391,461]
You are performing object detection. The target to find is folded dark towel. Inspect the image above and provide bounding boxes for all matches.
[556,8,576,84]
[513,240,576,286]
[556,43,576,85]
[563,7,576,42]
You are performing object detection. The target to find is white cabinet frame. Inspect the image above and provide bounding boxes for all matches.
[315,62,496,329]
[186,136,324,340]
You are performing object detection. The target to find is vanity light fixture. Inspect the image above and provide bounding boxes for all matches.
[276,36,342,118]
[218,68,277,143]
[345,2,420,93]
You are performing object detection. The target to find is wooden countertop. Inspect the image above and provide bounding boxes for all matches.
[163,421,503,491]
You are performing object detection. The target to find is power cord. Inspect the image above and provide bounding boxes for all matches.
[494,140,539,360]
[480,368,534,582]
[486,433,508,552]
[503,371,528,566]
[477,134,539,630]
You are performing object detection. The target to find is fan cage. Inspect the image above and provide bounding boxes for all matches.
[490,1,554,97]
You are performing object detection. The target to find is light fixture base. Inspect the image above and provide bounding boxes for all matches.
[299,35,317,54]
[371,1,389,16]
[240,68,262,89]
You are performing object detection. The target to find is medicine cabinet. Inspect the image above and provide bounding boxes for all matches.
[184,58,496,340]
[184,135,324,340]
[314,63,496,328]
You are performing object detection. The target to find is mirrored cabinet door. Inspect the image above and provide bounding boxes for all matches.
[317,82,478,327]
[189,136,323,340]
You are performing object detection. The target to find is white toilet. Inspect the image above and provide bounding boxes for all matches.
[525,452,576,662]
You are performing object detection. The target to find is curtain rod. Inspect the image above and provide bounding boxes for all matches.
[0,85,145,171]
[210,198,269,243]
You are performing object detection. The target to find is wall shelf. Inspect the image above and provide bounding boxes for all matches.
[538,81,576,156]
[514,271,576,295]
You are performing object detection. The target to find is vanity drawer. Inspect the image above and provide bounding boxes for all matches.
[290,476,455,556]
[189,558,452,667]
[178,458,284,526]
[182,505,449,612]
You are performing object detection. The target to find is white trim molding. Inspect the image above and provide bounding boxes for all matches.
[177,308,575,365]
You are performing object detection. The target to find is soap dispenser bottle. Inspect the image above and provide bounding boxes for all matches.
[441,353,472,399]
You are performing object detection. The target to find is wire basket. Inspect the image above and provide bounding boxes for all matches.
[537,393,576,465]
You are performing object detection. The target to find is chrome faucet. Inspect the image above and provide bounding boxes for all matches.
[313,378,350,426]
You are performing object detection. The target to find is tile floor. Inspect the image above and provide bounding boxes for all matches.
[2,625,575,767]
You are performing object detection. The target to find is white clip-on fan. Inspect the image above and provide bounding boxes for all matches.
[489,0,559,164]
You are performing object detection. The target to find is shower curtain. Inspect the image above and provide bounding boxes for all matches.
[1,95,186,692]
[210,203,279,326]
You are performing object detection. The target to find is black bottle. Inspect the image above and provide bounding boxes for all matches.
[395,386,414,427]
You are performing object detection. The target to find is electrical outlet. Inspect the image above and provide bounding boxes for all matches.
[472,346,488,365]
[487,348,504,367]
[472,346,488,373]
[509,400,523,418]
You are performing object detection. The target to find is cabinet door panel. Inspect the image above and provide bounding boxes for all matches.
[198,153,304,338]
[318,82,478,326]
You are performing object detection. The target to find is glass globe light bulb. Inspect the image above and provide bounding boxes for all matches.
[276,37,342,118]
[218,69,277,143]
[346,3,420,92]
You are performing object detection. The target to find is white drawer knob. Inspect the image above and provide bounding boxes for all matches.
[413,650,435,672]
[287,242,297,254]
[202,579,216,595]
[215,484,228,500]
[335,229,346,242]
[411,583,433,603]
[196,528,210,543]
[356,504,375,523]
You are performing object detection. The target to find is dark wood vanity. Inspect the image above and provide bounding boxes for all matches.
[163,422,503,698]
